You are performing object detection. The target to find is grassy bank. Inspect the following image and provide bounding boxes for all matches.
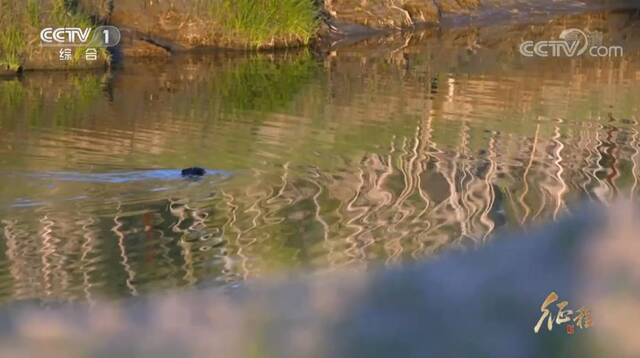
[1,0,320,70]
[202,0,319,48]
[0,0,108,71]
[0,24,24,71]
[0,0,26,71]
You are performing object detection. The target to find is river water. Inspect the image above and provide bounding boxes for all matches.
[0,10,639,302]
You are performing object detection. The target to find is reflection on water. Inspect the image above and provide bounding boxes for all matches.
[0,11,639,302]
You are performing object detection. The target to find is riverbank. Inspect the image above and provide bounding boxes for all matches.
[1,0,639,72]
[1,0,319,72]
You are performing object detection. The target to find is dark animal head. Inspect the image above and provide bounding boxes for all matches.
[181,167,206,177]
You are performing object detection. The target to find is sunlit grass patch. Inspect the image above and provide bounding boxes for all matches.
[207,0,319,48]
[1,1,31,70]
[26,0,40,26]
[0,25,25,71]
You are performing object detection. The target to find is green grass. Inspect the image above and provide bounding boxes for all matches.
[51,0,93,27]
[0,0,107,70]
[26,0,40,26]
[207,0,319,47]
[1,0,28,70]
[0,25,24,71]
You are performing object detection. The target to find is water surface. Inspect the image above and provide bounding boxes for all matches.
[0,10,639,302]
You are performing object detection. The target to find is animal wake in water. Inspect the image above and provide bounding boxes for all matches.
[4,168,230,209]
[22,168,226,183]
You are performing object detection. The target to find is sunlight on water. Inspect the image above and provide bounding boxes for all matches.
[0,11,639,302]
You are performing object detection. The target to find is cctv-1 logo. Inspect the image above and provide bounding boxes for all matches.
[40,26,121,47]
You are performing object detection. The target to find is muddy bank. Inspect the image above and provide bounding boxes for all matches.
[321,0,638,39]
[322,9,639,62]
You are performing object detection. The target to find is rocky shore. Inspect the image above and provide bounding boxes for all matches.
[0,0,638,72]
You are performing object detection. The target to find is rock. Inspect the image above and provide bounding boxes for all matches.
[117,28,172,58]
[435,0,481,13]
[118,38,171,58]
[323,0,440,30]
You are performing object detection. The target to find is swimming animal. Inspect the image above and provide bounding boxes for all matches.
[181,167,206,177]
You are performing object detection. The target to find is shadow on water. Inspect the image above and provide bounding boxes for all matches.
[0,9,639,303]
